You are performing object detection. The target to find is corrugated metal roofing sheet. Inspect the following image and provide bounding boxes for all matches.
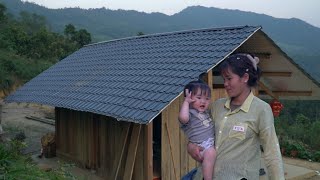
[5,25,261,124]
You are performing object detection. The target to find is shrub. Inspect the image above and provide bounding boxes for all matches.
[314,151,320,162]
[0,141,76,179]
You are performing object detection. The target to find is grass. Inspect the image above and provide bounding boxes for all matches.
[0,140,76,179]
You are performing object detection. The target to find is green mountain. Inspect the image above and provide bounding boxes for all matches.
[1,0,319,82]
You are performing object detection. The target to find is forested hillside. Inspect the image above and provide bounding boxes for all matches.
[0,3,91,97]
[1,0,319,82]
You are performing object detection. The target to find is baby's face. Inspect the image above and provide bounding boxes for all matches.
[190,89,210,112]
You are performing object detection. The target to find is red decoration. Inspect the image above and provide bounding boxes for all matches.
[269,99,284,117]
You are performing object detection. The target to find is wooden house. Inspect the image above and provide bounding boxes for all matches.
[6,26,320,180]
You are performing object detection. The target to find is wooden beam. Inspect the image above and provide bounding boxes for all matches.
[165,122,179,180]
[262,72,292,77]
[259,91,312,97]
[202,70,215,102]
[144,123,153,180]
[207,70,213,88]
[212,84,224,88]
[123,124,141,180]
[237,52,271,59]
[258,81,278,99]
[115,124,130,179]
[258,53,271,59]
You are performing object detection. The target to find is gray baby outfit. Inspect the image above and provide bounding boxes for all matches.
[180,108,215,149]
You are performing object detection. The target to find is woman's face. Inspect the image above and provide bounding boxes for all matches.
[221,67,248,98]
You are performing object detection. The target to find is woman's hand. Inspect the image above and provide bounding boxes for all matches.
[187,142,204,162]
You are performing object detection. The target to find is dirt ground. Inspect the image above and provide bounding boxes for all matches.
[1,102,320,179]
[1,102,55,155]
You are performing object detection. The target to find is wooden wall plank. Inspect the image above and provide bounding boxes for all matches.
[123,124,141,180]
[115,124,130,179]
[55,108,59,155]
[168,97,181,179]
[132,130,143,180]
[161,108,174,180]
[144,123,153,180]
[179,95,189,176]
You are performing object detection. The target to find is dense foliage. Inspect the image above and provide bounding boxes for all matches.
[0,3,91,94]
[272,100,320,161]
[0,140,75,179]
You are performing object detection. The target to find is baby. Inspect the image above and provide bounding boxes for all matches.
[179,81,216,180]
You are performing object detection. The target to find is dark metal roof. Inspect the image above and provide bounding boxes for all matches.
[5,25,261,124]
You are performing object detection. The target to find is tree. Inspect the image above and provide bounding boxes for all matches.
[64,24,76,39]
[4,24,30,56]
[137,32,144,36]
[28,27,54,59]
[19,11,47,34]
[0,3,7,23]
[64,24,91,47]
[71,29,91,47]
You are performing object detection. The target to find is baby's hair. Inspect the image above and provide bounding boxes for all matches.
[184,80,211,97]
[219,53,261,87]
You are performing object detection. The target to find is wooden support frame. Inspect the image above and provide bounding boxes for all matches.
[242,52,271,59]
[259,90,312,97]
[258,81,278,99]
[144,123,153,180]
[212,84,224,88]
[123,124,142,180]
[165,122,179,180]
[202,70,215,101]
[115,124,131,179]
[262,72,292,77]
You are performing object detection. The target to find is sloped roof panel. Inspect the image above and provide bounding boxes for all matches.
[6,25,260,124]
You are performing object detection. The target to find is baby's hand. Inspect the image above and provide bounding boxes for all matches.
[184,89,195,103]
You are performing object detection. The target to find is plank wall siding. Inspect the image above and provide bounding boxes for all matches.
[55,108,152,180]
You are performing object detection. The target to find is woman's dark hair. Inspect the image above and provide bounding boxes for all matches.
[184,80,211,97]
[219,53,261,87]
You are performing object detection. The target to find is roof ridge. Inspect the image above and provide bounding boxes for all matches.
[86,25,261,47]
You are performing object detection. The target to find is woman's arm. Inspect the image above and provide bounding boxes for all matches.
[259,105,285,179]
[187,142,204,162]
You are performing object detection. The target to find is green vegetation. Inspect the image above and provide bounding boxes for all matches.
[0,2,91,94]
[0,140,75,179]
[274,100,320,162]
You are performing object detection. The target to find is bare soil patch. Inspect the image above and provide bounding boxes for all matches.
[1,102,55,154]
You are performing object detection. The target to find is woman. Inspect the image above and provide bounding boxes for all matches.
[187,53,284,179]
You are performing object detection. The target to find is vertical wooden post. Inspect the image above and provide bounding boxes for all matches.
[123,124,141,180]
[115,124,130,179]
[202,70,215,101]
[144,122,153,180]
